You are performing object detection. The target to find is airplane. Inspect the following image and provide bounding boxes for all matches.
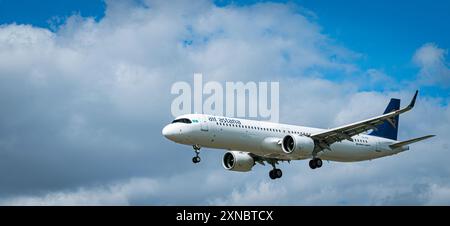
[162,90,434,179]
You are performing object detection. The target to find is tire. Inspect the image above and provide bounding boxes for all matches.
[309,159,316,169]
[315,158,323,168]
[275,169,283,178]
[269,170,277,180]
[192,157,200,163]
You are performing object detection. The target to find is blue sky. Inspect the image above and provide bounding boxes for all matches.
[0,0,105,27]
[1,0,449,97]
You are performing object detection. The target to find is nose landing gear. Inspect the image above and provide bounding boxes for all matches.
[192,156,201,163]
[192,145,201,164]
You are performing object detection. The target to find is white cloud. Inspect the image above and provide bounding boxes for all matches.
[0,178,159,206]
[427,184,450,205]
[413,43,450,87]
[209,181,288,205]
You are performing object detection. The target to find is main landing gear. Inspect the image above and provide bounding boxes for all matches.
[192,145,201,164]
[269,162,282,180]
[309,158,323,169]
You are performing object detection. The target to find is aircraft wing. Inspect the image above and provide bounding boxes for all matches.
[310,90,418,151]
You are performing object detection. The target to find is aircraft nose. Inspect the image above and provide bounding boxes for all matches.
[162,124,176,140]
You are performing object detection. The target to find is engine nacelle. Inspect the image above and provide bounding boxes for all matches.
[281,135,315,157]
[222,151,255,172]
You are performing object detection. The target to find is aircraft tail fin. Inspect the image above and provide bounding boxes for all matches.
[369,98,400,140]
[389,135,435,149]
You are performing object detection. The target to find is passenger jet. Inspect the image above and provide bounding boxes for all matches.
[162,90,434,179]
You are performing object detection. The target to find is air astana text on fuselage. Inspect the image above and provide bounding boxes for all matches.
[162,90,434,180]
[208,116,241,124]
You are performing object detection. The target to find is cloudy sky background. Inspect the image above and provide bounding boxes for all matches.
[0,0,449,205]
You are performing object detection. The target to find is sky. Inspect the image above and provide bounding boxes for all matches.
[0,0,449,205]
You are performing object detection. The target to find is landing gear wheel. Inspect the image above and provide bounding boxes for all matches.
[269,169,283,179]
[192,156,201,163]
[275,169,283,178]
[315,158,323,168]
[192,145,201,164]
[309,159,317,169]
[269,170,277,180]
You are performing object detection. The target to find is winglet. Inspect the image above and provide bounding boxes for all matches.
[409,90,419,109]
[399,90,419,113]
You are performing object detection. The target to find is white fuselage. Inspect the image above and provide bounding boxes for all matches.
[162,114,408,162]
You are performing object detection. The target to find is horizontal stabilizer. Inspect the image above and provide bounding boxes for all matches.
[389,135,435,149]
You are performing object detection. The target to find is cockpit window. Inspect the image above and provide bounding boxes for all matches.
[171,118,192,124]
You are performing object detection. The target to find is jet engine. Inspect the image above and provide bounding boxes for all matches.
[222,151,255,172]
[281,135,315,157]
